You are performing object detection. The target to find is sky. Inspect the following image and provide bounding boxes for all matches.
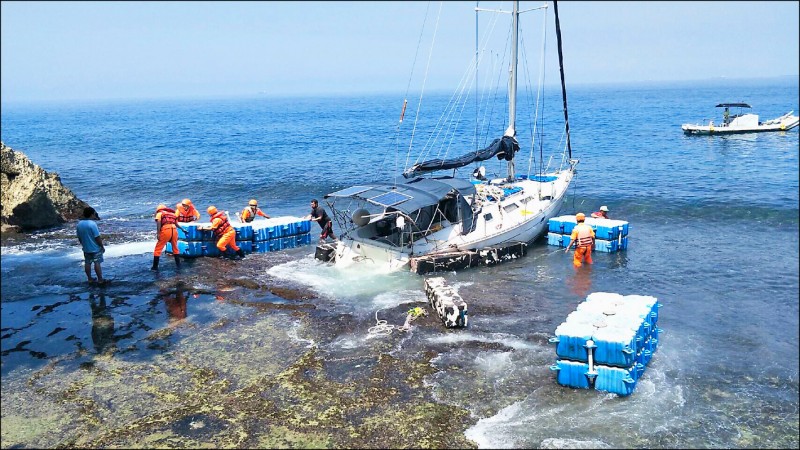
[1,1,798,103]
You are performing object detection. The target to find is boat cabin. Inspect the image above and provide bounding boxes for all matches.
[717,102,752,126]
[325,176,477,248]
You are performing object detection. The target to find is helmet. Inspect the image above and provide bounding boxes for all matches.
[600,205,609,212]
[249,199,258,206]
[575,212,586,221]
[182,198,193,206]
[156,203,167,211]
[207,206,218,215]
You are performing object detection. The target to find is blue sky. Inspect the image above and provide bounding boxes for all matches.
[1,1,798,102]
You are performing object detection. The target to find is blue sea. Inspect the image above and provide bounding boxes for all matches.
[1,78,798,448]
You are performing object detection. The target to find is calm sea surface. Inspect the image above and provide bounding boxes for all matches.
[1,79,798,448]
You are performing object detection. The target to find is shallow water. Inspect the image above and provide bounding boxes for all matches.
[2,79,798,448]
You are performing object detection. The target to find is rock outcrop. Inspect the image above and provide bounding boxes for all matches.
[1,142,93,233]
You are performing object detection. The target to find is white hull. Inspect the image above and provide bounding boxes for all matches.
[682,112,799,135]
[332,171,573,272]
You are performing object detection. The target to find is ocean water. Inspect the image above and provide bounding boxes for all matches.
[1,79,798,448]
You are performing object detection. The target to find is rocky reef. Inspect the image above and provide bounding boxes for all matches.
[1,142,93,233]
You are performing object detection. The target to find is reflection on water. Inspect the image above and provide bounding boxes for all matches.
[161,283,189,323]
[89,293,117,355]
[568,265,593,298]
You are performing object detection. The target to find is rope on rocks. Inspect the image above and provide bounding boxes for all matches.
[368,307,428,336]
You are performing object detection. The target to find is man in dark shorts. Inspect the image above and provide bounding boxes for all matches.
[76,206,107,284]
[308,199,336,243]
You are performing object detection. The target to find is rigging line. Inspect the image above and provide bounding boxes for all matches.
[393,0,433,182]
[480,22,511,150]
[525,6,548,178]
[423,4,500,164]
[474,6,505,152]
[419,2,504,167]
[450,2,506,162]
[405,0,443,174]
[475,1,479,153]
[473,0,503,153]
[436,48,487,162]
[518,24,535,176]
[538,6,548,177]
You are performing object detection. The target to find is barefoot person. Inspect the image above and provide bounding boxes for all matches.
[76,206,106,284]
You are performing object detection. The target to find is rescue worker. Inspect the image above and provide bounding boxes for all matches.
[176,198,201,222]
[240,199,271,223]
[591,205,610,219]
[203,206,246,259]
[565,212,595,268]
[152,204,181,270]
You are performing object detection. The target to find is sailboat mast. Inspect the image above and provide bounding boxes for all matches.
[553,0,572,160]
[506,0,520,181]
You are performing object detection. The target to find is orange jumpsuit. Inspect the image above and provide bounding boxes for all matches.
[210,212,240,253]
[240,207,269,223]
[154,207,179,257]
[176,204,200,222]
[570,222,595,267]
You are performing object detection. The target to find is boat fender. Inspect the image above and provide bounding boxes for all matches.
[352,208,370,227]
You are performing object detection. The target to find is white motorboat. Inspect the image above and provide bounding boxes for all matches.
[682,103,799,135]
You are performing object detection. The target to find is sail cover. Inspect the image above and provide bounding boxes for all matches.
[402,136,520,178]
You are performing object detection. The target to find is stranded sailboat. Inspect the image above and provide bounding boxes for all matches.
[319,1,578,273]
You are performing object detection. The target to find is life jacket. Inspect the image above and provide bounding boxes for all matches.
[591,211,607,219]
[241,208,255,223]
[157,207,177,227]
[210,211,232,237]
[176,205,197,222]
[575,222,594,247]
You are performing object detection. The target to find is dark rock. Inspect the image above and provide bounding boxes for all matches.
[1,142,94,232]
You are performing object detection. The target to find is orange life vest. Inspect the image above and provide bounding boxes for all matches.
[241,207,256,223]
[176,205,197,222]
[574,222,594,247]
[210,211,232,237]
[157,207,177,226]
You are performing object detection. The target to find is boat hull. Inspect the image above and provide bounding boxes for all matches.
[682,114,799,135]
[331,172,573,273]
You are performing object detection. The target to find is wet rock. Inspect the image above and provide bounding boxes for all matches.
[1,142,93,232]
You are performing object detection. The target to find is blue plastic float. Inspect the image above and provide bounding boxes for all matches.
[549,292,662,396]
[167,216,312,257]
[547,216,629,253]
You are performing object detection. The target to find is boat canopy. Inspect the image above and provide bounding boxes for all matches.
[716,103,751,108]
[326,176,477,234]
[326,176,476,215]
[402,135,519,179]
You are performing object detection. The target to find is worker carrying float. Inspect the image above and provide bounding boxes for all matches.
[240,199,271,223]
[203,206,245,259]
[152,204,182,270]
[565,212,595,268]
